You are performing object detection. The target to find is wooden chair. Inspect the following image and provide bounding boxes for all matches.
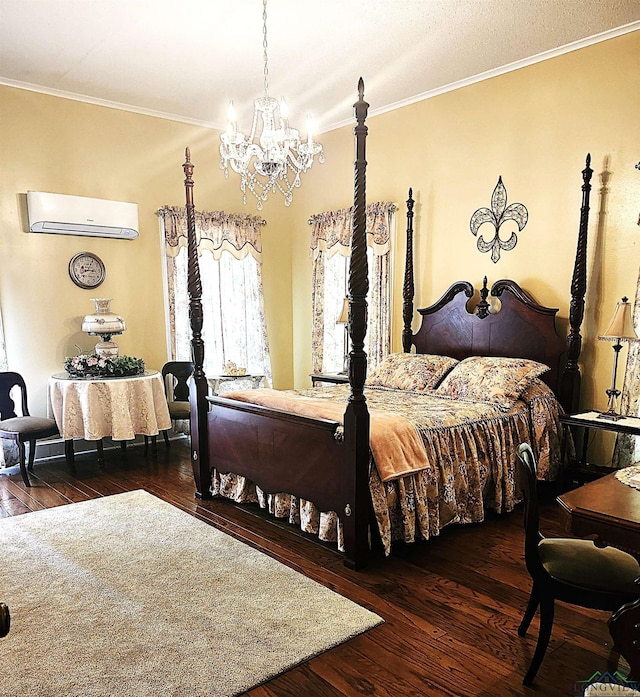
[159,361,193,448]
[516,442,640,685]
[0,371,59,487]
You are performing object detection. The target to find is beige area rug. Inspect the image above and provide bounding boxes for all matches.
[0,490,383,697]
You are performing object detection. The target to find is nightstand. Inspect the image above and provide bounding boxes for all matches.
[208,374,264,395]
[310,373,349,387]
[560,411,640,483]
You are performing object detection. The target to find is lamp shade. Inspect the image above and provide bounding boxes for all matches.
[598,297,638,342]
[82,298,126,337]
[336,297,349,325]
[82,298,126,358]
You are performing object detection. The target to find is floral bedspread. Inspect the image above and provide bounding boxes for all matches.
[209,379,566,555]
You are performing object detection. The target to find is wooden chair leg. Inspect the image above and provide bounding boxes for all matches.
[144,435,150,454]
[518,584,540,636]
[96,439,105,468]
[609,596,640,681]
[27,439,36,472]
[17,441,30,487]
[64,439,76,474]
[523,596,554,685]
[162,430,170,447]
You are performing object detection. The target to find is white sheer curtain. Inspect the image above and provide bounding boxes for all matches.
[612,267,640,467]
[310,202,395,374]
[159,206,272,384]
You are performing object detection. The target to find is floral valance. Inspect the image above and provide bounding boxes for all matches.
[309,201,396,260]
[158,206,265,262]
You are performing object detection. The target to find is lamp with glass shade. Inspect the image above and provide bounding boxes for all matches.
[336,297,350,374]
[82,298,126,358]
[597,296,638,420]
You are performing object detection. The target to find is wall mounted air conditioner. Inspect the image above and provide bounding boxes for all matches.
[27,191,139,240]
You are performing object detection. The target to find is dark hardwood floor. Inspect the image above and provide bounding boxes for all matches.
[0,439,624,696]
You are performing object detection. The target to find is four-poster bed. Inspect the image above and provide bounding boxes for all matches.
[183,79,591,570]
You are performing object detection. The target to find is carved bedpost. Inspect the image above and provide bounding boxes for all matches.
[183,148,211,499]
[559,153,592,415]
[342,78,371,570]
[402,188,415,353]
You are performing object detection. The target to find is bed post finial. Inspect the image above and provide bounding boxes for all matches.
[182,148,211,499]
[559,152,592,414]
[342,78,370,570]
[402,188,415,353]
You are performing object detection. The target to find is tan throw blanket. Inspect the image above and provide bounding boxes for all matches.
[221,389,431,482]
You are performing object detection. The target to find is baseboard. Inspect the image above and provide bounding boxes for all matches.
[34,430,188,462]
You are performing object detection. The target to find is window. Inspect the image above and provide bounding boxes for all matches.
[310,202,396,374]
[159,206,272,383]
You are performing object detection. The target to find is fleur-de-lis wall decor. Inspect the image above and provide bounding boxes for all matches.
[470,177,528,263]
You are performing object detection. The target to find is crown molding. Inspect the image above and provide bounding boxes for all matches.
[1,21,638,134]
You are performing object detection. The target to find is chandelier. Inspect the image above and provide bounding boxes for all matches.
[219,0,324,210]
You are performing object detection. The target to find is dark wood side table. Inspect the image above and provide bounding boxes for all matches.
[310,373,349,387]
[560,410,640,483]
[207,374,264,395]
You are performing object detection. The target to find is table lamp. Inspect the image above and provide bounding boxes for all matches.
[82,298,126,358]
[336,297,350,374]
[597,296,638,420]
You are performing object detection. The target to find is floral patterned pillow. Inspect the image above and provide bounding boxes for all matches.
[435,356,550,410]
[366,353,459,392]
[519,377,555,404]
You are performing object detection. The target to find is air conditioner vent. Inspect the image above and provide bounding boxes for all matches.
[27,191,139,240]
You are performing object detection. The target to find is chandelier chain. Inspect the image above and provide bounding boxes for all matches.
[262,0,269,98]
[219,0,324,208]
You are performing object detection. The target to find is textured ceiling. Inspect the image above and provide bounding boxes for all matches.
[1,0,639,133]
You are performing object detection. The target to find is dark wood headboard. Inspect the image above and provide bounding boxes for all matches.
[400,155,592,415]
[410,277,566,395]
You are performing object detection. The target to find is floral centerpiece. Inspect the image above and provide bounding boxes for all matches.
[64,354,145,378]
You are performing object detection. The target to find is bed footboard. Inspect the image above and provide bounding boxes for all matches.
[206,396,368,568]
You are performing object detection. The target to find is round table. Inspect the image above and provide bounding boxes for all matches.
[48,370,172,467]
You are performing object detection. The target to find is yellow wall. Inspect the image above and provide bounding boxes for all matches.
[1,30,639,468]
[288,31,640,463]
[0,86,294,416]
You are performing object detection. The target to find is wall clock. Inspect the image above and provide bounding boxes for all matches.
[68,252,106,289]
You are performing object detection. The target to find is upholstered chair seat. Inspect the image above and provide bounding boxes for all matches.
[0,415,58,438]
[167,400,190,420]
[539,538,640,594]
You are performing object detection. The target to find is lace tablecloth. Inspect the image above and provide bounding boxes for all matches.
[48,371,172,441]
[615,464,640,490]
